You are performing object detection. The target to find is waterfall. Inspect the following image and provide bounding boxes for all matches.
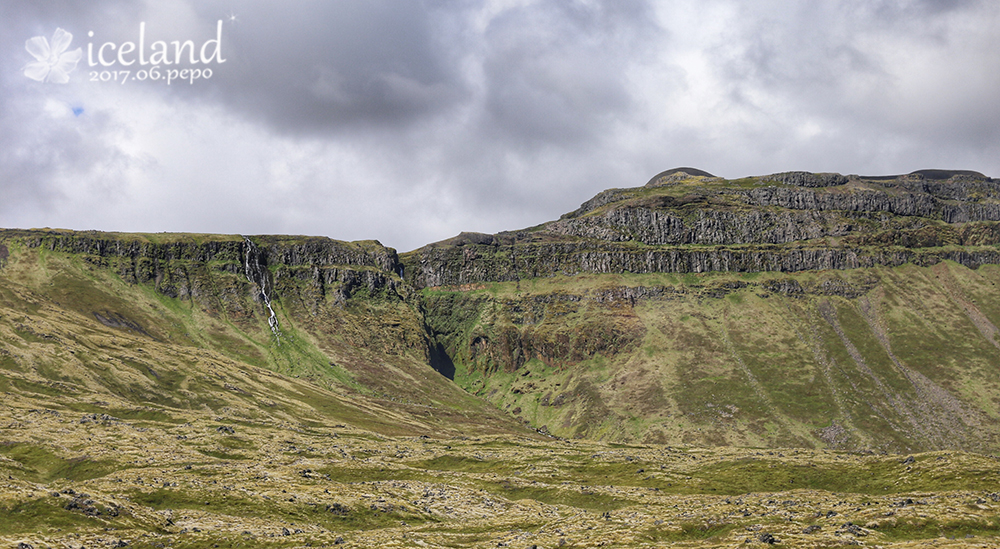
[242,236,281,343]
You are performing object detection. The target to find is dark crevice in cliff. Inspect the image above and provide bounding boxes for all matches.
[428,341,456,380]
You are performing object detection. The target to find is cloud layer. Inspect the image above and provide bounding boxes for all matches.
[2,0,998,251]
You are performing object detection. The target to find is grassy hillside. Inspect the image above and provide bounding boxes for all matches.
[422,261,1000,453]
[0,234,523,438]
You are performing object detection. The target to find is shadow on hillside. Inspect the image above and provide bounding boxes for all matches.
[429,342,456,380]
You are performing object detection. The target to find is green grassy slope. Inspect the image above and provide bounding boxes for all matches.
[422,263,1000,452]
[5,171,1000,455]
[0,234,525,439]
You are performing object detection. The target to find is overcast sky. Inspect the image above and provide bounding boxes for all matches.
[2,0,998,251]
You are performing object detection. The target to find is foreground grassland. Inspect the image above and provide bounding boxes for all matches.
[3,404,1000,548]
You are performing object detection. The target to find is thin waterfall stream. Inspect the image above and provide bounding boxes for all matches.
[242,236,281,343]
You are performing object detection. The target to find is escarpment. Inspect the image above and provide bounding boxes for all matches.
[6,230,405,302]
[402,170,1000,287]
[0,229,421,366]
[405,170,1000,451]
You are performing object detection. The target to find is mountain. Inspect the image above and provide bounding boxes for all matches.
[403,169,1000,452]
[4,169,1000,546]
[4,169,1000,454]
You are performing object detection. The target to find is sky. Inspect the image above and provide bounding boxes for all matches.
[2,0,999,252]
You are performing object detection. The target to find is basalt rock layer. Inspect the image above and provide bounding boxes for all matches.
[403,170,1000,287]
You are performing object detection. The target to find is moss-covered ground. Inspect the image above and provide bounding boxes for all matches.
[2,404,1000,548]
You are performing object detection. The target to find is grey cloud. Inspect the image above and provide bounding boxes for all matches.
[870,0,983,18]
[480,0,659,146]
[184,0,469,134]
[713,2,1000,147]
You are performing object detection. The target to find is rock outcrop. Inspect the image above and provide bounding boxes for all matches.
[3,230,405,302]
[408,170,1000,451]
[403,170,1000,287]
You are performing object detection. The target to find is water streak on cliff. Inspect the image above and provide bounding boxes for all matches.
[243,236,281,343]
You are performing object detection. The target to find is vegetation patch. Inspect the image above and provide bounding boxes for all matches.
[0,497,109,535]
[0,443,113,482]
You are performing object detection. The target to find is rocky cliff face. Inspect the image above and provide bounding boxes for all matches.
[403,171,1000,287]
[7,230,405,303]
[409,237,1000,288]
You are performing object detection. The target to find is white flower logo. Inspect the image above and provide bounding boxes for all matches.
[24,28,83,84]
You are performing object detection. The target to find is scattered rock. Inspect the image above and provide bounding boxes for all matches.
[757,532,777,544]
[80,413,119,424]
[838,522,867,537]
[64,495,101,516]
[892,498,915,508]
[326,503,350,516]
[93,311,149,336]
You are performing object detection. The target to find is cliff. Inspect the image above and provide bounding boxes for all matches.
[0,229,522,438]
[403,170,1000,287]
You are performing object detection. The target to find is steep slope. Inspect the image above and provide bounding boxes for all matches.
[417,264,1000,452]
[0,230,524,438]
[405,170,1000,452]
